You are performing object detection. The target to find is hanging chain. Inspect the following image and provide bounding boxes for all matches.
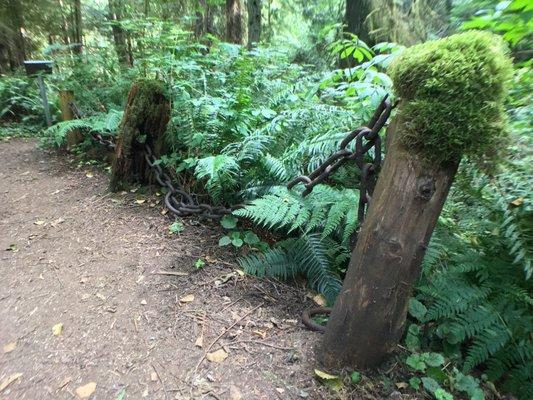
[287,96,393,225]
[68,98,393,223]
[68,102,116,150]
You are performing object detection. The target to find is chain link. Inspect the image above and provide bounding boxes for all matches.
[68,102,116,150]
[143,143,240,219]
[287,96,393,226]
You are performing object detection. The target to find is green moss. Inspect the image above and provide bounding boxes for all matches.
[129,79,167,127]
[388,31,513,166]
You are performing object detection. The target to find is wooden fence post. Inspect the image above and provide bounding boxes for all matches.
[109,80,171,192]
[58,89,83,149]
[317,32,512,369]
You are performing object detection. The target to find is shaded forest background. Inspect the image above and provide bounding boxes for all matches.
[0,1,531,399]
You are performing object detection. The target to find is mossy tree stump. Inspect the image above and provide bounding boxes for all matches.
[109,80,171,192]
[318,32,512,368]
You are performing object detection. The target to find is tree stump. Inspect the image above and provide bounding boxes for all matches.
[59,89,83,149]
[109,80,171,192]
[318,32,512,369]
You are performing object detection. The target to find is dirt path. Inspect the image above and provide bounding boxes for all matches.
[0,139,327,400]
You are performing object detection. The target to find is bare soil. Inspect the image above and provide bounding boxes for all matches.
[0,139,408,400]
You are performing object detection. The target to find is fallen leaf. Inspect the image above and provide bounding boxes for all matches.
[195,335,204,348]
[0,372,22,392]
[206,348,228,363]
[510,197,524,206]
[235,269,245,276]
[52,323,63,336]
[229,385,243,400]
[75,381,96,399]
[314,369,343,391]
[135,199,146,204]
[179,294,195,303]
[51,218,65,227]
[6,244,18,252]
[34,220,46,226]
[3,341,17,353]
[85,172,94,178]
[396,382,409,389]
[252,330,267,339]
[312,294,326,307]
[314,369,338,380]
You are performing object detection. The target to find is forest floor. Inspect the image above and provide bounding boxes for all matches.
[0,138,411,400]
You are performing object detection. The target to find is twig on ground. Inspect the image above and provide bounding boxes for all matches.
[194,303,263,372]
[152,364,169,400]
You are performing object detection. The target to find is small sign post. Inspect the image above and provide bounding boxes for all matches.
[23,60,53,127]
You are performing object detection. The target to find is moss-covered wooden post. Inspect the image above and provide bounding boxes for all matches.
[318,32,512,368]
[59,89,83,149]
[109,80,171,192]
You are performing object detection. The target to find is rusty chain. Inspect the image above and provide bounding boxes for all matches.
[68,97,393,225]
[142,143,240,219]
[68,102,116,150]
[287,95,393,227]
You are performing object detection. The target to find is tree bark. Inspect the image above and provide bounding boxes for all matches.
[109,81,171,192]
[226,0,244,44]
[108,0,133,66]
[57,0,72,47]
[344,0,372,45]
[247,0,261,49]
[59,90,84,149]
[72,0,83,54]
[6,0,26,68]
[318,110,460,368]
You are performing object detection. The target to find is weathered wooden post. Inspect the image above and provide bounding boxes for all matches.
[318,32,512,368]
[109,79,171,192]
[58,89,84,149]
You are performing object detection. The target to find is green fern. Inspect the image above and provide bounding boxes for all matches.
[239,234,343,303]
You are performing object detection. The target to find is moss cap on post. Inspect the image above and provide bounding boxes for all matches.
[388,31,513,167]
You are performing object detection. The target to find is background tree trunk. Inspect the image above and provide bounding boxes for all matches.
[344,0,372,45]
[226,0,244,44]
[247,0,261,49]
[72,0,83,54]
[7,0,26,69]
[109,80,171,192]
[318,111,460,368]
[108,0,133,66]
[57,0,72,47]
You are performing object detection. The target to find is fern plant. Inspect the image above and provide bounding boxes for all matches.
[41,110,122,148]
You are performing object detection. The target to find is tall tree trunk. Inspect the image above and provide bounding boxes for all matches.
[194,0,207,38]
[318,110,460,368]
[247,0,261,49]
[72,0,83,54]
[108,0,133,66]
[57,0,72,47]
[226,0,244,44]
[7,0,26,68]
[344,0,372,45]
